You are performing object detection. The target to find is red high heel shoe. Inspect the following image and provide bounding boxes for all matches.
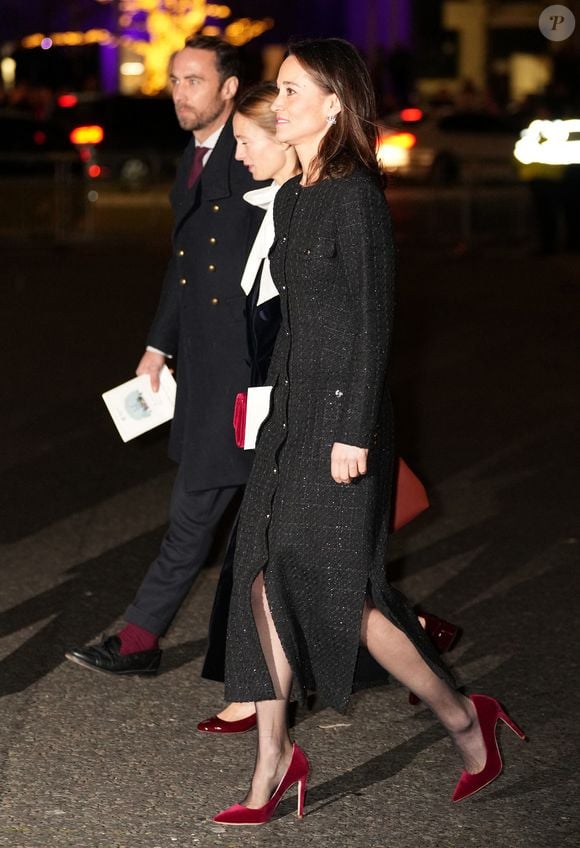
[409,612,462,705]
[213,742,309,826]
[452,694,526,802]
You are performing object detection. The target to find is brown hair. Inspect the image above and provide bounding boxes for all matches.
[183,34,242,85]
[287,38,382,185]
[235,82,279,135]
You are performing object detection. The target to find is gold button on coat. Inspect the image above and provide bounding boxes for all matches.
[179,277,187,285]
[208,264,216,272]
[210,297,219,305]
[177,249,185,256]
[209,237,216,245]
[212,204,220,212]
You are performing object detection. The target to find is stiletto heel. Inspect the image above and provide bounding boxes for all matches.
[297,776,307,818]
[213,743,310,825]
[409,612,462,705]
[452,694,526,802]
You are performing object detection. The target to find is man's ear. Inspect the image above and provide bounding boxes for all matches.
[221,75,239,101]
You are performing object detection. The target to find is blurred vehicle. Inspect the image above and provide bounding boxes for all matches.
[377,108,522,185]
[54,93,190,187]
[0,109,85,236]
[0,108,81,174]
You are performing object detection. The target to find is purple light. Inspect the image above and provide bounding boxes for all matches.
[40,37,53,50]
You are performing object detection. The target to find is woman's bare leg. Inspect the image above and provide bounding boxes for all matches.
[242,572,294,808]
[361,603,487,774]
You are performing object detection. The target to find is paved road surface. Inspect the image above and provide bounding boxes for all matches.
[0,206,578,847]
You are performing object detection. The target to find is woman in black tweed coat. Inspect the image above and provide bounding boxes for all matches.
[215,40,524,825]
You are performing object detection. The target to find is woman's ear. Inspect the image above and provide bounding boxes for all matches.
[329,94,342,116]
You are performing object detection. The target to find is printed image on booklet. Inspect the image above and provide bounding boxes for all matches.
[102,365,176,442]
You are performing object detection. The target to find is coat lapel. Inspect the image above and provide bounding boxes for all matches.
[171,119,235,229]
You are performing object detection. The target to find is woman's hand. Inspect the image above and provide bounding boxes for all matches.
[331,442,368,484]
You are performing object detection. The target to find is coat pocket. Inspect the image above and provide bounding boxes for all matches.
[300,236,337,260]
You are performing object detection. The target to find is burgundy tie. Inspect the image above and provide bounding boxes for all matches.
[187,145,209,189]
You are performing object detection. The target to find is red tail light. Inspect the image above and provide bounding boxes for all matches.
[70,125,104,145]
[58,93,78,108]
[88,164,102,178]
[400,108,423,123]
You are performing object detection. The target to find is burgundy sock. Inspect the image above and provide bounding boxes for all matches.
[117,623,159,656]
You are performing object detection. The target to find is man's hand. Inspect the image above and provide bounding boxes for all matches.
[331,442,368,484]
[136,350,165,392]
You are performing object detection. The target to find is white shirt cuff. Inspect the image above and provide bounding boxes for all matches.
[146,345,173,358]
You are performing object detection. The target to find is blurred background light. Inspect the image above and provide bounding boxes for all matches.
[120,61,145,76]
[1,56,16,89]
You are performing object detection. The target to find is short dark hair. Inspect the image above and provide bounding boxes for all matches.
[183,34,242,85]
[288,38,381,185]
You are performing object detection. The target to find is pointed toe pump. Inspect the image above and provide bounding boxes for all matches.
[452,694,526,802]
[213,742,310,826]
[409,612,462,705]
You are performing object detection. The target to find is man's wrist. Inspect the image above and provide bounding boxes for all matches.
[146,345,172,359]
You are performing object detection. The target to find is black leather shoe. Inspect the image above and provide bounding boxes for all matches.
[65,635,161,676]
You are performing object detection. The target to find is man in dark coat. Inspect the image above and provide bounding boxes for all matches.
[65,35,266,676]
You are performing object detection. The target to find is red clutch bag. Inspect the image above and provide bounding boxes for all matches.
[233,394,428,531]
[233,391,247,448]
[391,457,430,531]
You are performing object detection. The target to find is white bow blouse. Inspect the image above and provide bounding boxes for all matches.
[240,182,280,306]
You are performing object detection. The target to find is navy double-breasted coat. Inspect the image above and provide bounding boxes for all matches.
[147,119,266,491]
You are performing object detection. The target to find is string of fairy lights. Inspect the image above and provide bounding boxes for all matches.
[16,0,273,94]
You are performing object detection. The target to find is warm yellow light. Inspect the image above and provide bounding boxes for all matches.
[206,5,231,19]
[1,57,16,88]
[225,17,274,47]
[19,3,275,95]
[23,30,112,49]
[120,61,145,75]
[70,125,105,145]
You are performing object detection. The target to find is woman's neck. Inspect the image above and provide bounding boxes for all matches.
[273,157,301,186]
[295,139,323,185]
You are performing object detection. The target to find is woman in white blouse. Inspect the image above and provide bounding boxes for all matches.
[196,82,300,733]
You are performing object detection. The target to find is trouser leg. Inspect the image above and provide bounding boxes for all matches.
[201,512,239,681]
[124,464,240,635]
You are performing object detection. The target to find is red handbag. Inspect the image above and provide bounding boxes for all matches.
[233,392,247,448]
[233,394,428,530]
[391,457,430,531]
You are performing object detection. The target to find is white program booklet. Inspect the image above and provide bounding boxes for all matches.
[102,366,177,443]
[244,385,273,450]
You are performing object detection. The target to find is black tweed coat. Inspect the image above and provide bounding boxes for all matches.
[225,170,455,712]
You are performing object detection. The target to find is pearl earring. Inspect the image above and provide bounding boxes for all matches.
[326,114,337,125]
